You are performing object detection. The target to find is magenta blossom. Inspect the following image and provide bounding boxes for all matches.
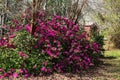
[13,73,18,78]
[9,34,15,38]
[92,42,99,52]
[41,67,47,72]
[0,75,4,79]
[24,74,31,78]
[34,45,38,49]
[25,24,31,33]
[7,44,16,49]
[18,51,29,58]
[43,61,48,66]
[19,69,24,74]
[0,38,6,46]
[12,20,19,24]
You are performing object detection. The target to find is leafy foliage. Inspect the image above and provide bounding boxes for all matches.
[102,0,120,49]
[0,12,102,78]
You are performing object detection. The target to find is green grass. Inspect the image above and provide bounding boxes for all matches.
[77,50,120,80]
[104,50,120,58]
[101,50,120,80]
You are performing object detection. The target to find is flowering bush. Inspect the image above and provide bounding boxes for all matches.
[0,13,101,78]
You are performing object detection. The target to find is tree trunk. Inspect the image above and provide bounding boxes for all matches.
[31,0,36,35]
[31,0,42,35]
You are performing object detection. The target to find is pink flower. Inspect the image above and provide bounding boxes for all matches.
[43,61,48,66]
[12,20,19,24]
[47,30,56,37]
[33,64,37,69]
[9,34,15,38]
[53,40,57,43]
[42,50,45,54]
[24,69,28,74]
[54,15,61,19]
[16,26,23,31]
[64,51,69,55]
[69,48,73,53]
[18,51,29,58]
[39,73,43,77]
[74,49,79,53]
[0,38,6,46]
[92,42,99,52]
[89,63,94,66]
[47,68,52,73]
[37,19,42,23]
[56,52,60,57]
[7,44,16,49]
[21,13,25,18]
[3,73,9,77]
[10,68,15,73]
[24,74,30,78]
[47,50,53,57]
[25,24,31,33]
[19,69,23,74]
[85,44,89,49]
[0,75,4,78]
[57,48,61,51]
[51,47,57,51]
[66,30,72,36]
[0,68,4,72]
[41,67,47,72]
[45,39,50,43]
[34,45,38,49]
[46,44,51,47]
[13,73,18,78]
[80,32,86,38]
[57,41,61,47]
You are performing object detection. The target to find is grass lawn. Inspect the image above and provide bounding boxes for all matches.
[77,49,120,80]
[105,50,120,58]
[98,49,120,80]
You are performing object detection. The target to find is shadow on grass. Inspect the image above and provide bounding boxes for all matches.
[101,56,117,59]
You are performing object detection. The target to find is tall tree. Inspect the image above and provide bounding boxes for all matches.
[0,0,26,26]
[103,0,120,48]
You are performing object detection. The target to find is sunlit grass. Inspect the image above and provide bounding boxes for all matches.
[102,50,120,79]
[104,50,120,58]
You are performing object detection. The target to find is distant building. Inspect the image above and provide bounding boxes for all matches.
[84,23,99,40]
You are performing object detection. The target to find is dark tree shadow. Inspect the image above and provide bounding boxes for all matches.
[101,56,117,59]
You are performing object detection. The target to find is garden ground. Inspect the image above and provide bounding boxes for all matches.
[1,50,120,80]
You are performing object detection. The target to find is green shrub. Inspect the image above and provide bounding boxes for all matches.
[0,14,102,78]
[111,33,120,49]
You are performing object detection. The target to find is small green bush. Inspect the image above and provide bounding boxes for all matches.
[111,33,120,49]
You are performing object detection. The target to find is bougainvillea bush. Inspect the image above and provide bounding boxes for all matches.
[0,12,101,78]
